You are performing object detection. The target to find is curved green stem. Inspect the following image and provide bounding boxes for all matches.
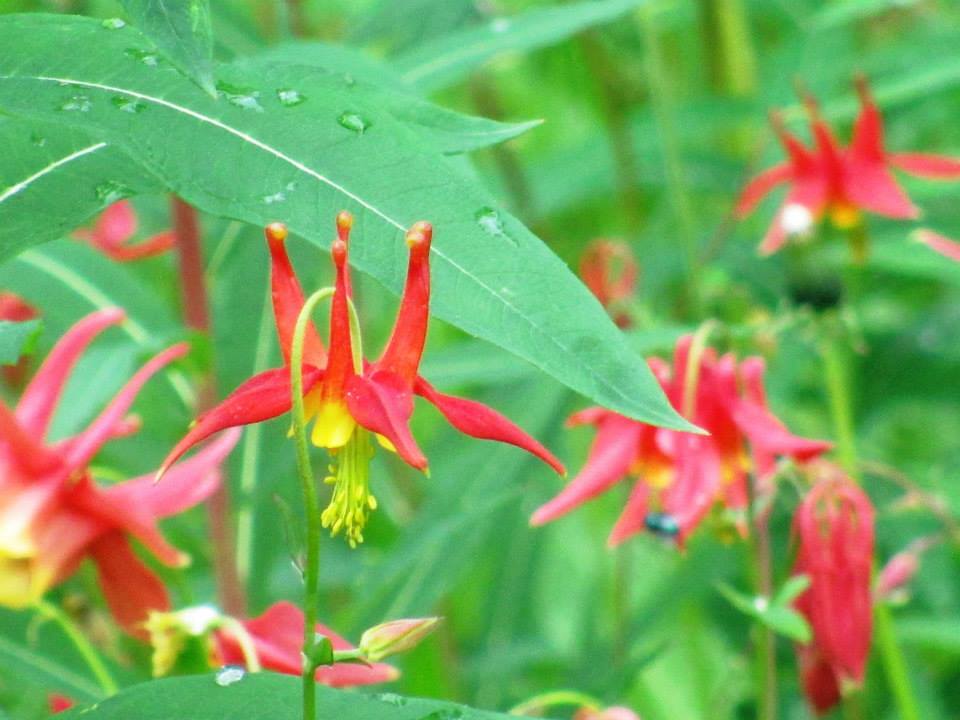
[508,690,603,716]
[34,600,118,697]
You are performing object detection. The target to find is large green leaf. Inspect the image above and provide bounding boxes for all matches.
[0,14,690,430]
[393,0,650,92]
[121,0,216,96]
[0,117,161,260]
[60,672,539,719]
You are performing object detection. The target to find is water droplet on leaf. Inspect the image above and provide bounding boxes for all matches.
[374,693,408,707]
[101,17,126,29]
[124,49,160,67]
[217,82,263,112]
[474,207,517,245]
[338,112,370,135]
[59,95,92,113]
[276,88,306,107]
[95,180,133,204]
[420,710,465,720]
[214,665,246,687]
[30,133,45,147]
[111,96,146,113]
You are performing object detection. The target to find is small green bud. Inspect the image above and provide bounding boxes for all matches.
[359,617,440,662]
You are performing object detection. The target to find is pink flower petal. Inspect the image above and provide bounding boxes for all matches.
[914,229,960,262]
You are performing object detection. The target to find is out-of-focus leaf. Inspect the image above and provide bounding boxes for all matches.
[773,574,810,605]
[59,672,540,719]
[393,0,651,92]
[120,0,216,96]
[0,319,41,365]
[0,14,689,431]
[811,0,925,30]
[351,0,482,54]
[897,618,960,655]
[718,583,812,643]
[0,626,102,704]
[0,118,161,262]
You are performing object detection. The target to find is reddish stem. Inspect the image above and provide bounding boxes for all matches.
[171,196,247,617]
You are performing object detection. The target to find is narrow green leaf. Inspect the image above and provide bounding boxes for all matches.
[0,117,161,262]
[773,574,811,606]
[59,672,540,719]
[717,583,812,644]
[0,319,41,365]
[0,14,691,431]
[120,0,216,96]
[393,0,651,92]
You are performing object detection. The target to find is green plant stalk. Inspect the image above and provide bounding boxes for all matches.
[745,474,776,720]
[508,689,603,716]
[34,600,118,697]
[290,287,334,720]
[819,324,920,720]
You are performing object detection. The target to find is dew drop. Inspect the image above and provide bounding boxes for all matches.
[217,82,263,112]
[59,95,92,113]
[124,48,160,67]
[343,73,356,88]
[111,96,146,113]
[215,665,246,687]
[474,206,517,245]
[262,191,286,205]
[30,132,46,147]
[95,180,133,204]
[101,17,126,29]
[337,112,370,135]
[490,17,511,33]
[374,693,408,707]
[276,88,306,107]
[420,710,465,720]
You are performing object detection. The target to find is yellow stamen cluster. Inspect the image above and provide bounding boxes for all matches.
[320,427,377,548]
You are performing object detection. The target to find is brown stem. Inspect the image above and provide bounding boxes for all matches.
[171,196,247,618]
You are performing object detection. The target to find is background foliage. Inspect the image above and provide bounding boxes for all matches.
[1,0,959,719]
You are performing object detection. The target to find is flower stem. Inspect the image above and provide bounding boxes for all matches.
[34,600,118,697]
[508,690,603,716]
[818,319,921,720]
[290,287,335,720]
[746,473,776,720]
[170,196,247,618]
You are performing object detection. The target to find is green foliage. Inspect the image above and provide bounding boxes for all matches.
[0,319,40,365]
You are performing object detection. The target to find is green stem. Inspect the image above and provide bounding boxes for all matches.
[290,287,335,720]
[745,474,776,720]
[819,322,921,720]
[508,690,603,716]
[34,600,118,697]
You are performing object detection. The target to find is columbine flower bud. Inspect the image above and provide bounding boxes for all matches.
[574,707,641,720]
[359,617,440,662]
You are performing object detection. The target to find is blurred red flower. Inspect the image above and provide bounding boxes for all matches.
[574,707,640,720]
[736,77,960,257]
[73,201,175,262]
[792,462,874,715]
[579,239,638,328]
[0,308,237,634]
[532,335,830,545]
[48,694,73,713]
[914,229,960,263]
[159,213,563,545]
[215,601,398,687]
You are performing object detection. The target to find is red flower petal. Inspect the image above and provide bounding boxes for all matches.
[103,230,176,262]
[85,201,137,248]
[733,400,832,461]
[843,159,918,219]
[89,531,170,638]
[914,229,960,262]
[16,308,125,437]
[735,163,791,217]
[608,480,651,546]
[0,400,60,476]
[158,365,322,479]
[530,415,639,526]
[65,343,188,472]
[416,377,565,475]
[889,152,960,180]
[345,370,426,471]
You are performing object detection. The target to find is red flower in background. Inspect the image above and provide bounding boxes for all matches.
[574,707,641,720]
[736,77,960,256]
[215,601,398,687]
[532,335,830,545]
[914,229,960,263]
[0,291,39,389]
[73,201,175,262]
[159,213,564,545]
[579,239,638,328]
[48,694,73,713]
[0,308,237,634]
[792,462,874,715]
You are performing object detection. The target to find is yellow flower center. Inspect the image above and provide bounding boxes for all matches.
[309,399,357,449]
[828,202,861,230]
[320,427,377,548]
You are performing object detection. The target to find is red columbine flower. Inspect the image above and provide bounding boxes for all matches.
[0,308,237,634]
[73,201,175,262]
[791,462,874,715]
[159,212,564,545]
[579,239,638,328]
[736,77,960,257]
[215,601,398,687]
[531,335,830,545]
[48,694,74,713]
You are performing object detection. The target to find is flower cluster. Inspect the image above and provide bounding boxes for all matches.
[0,309,237,633]
[532,334,830,545]
[791,461,875,715]
[158,212,564,546]
[736,76,960,258]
